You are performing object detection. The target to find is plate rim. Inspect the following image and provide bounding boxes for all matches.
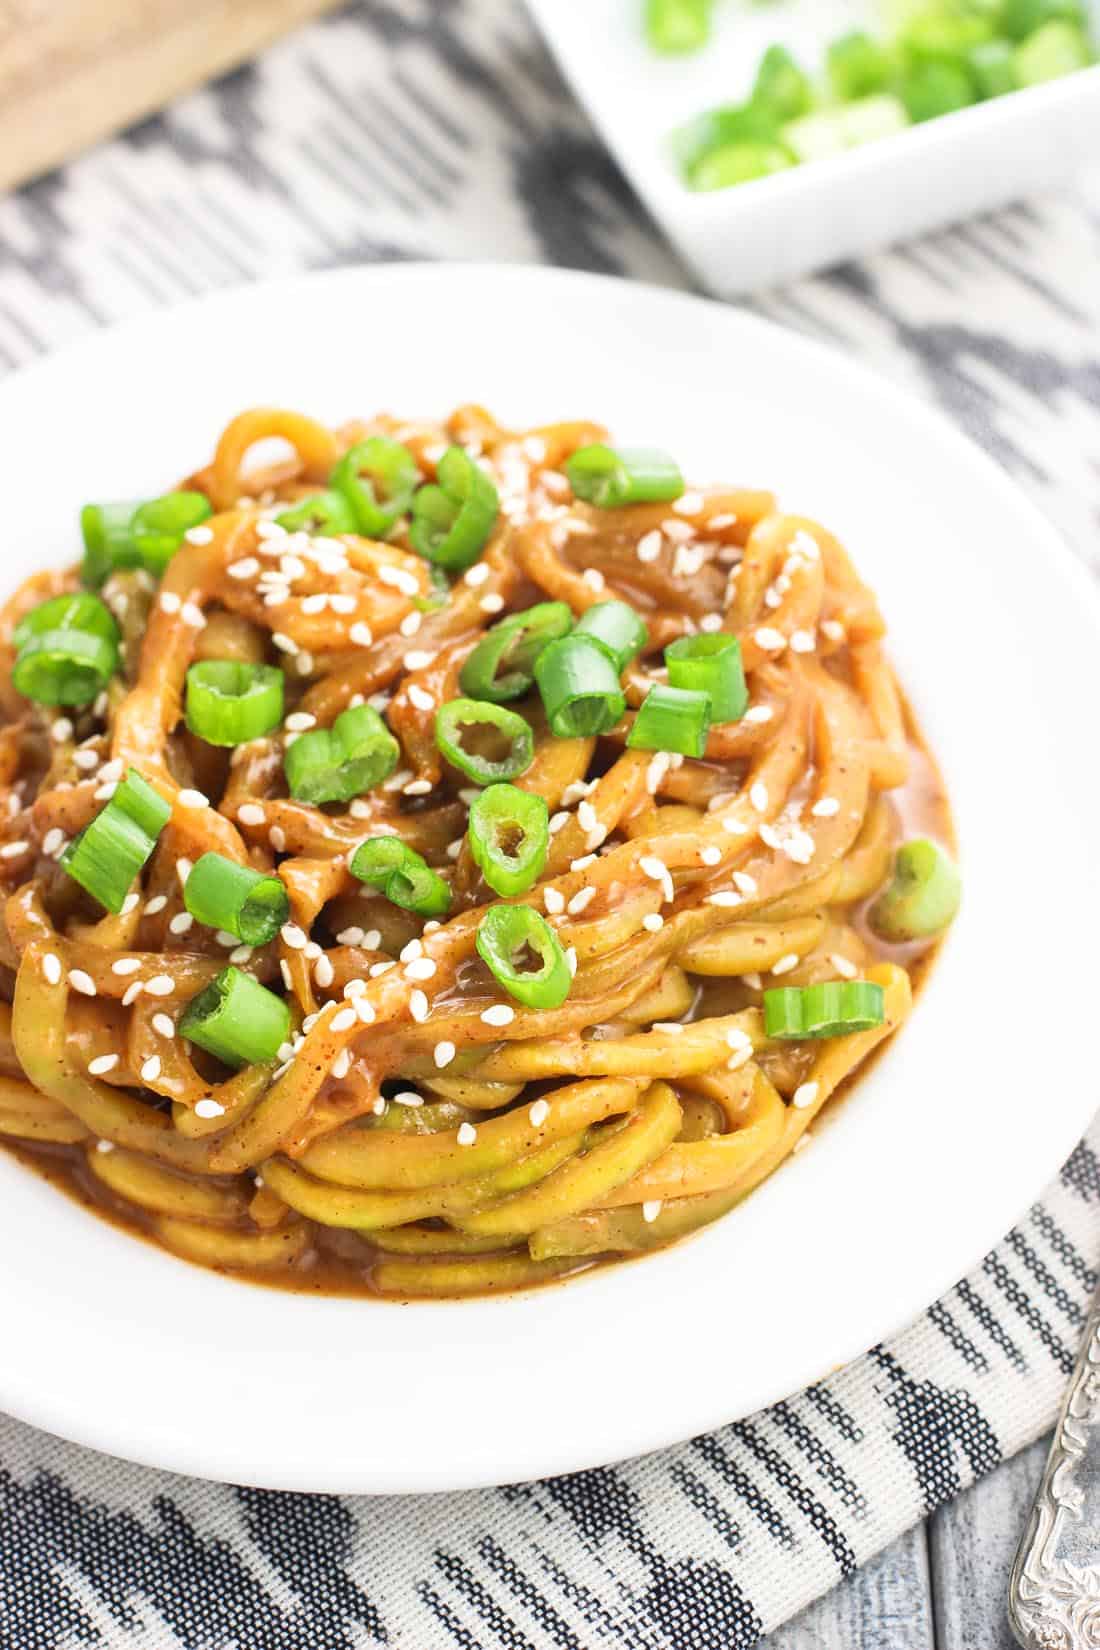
[0,260,1097,1494]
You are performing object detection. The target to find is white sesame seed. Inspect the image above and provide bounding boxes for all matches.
[271,632,299,656]
[330,1007,357,1033]
[743,705,774,724]
[355,997,375,1024]
[99,759,124,783]
[152,1013,175,1038]
[95,1139,115,1154]
[145,975,175,996]
[43,952,62,985]
[328,594,356,615]
[528,1098,550,1127]
[567,887,596,915]
[706,891,742,908]
[111,957,143,975]
[270,826,287,853]
[181,602,206,630]
[433,1040,457,1069]
[314,953,335,988]
[569,854,595,874]
[793,1081,819,1110]
[168,912,194,935]
[405,957,437,981]
[279,959,293,990]
[68,969,97,996]
[577,800,598,834]
[732,871,758,896]
[700,846,722,866]
[195,1098,226,1119]
[281,923,307,950]
[771,953,800,976]
[564,946,577,977]
[349,621,374,648]
[582,569,606,593]
[159,592,181,615]
[403,777,433,796]
[378,565,420,597]
[640,855,667,882]
[140,1055,162,1083]
[789,629,816,654]
[88,1054,118,1076]
[481,1003,515,1027]
[73,749,100,771]
[642,912,664,932]
[759,823,782,850]
[821,619,845,643]
[404,650,436,672]
[699,613,723,633]
[642,1200,663,1223]
[637,530,662,564]
[456,1121,477,1146]
[548,811,570,834]
[726,1026,753,1052]
[51,718,73,743]
[0,840,28,859]
[753,627,785,652]
[399,610,422,638]
[370,961,395,978]
[673,492,704,517]
[177,789,208,810]
[480,592,505,614]
[237,803,266,828]
[284,712,316,733]
[749,782,768,813]
[228,557,260,580]
[811,797,840,818]
[331,1048,352,1080]
[408,685,435,713]
[144,895,168,915]
[645,751,671,795]
[409,989,430,1023]
[464,563,491,587]
[93,782,117,802]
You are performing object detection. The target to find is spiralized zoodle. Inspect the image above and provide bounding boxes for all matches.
[0,404,959,1299]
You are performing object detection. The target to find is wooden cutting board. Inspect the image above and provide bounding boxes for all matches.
[0,0,344,193]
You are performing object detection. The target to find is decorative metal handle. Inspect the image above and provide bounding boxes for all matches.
[1009,1278,1100,1648]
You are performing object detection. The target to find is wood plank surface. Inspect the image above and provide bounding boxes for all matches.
[0,0,343,192]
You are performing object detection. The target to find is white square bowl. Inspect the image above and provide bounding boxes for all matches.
[527,0,1100,294]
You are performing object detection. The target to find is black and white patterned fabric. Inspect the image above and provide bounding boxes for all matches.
[2,4,1099,1645]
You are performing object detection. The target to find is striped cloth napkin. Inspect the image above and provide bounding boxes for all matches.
[1,4,1098,1645]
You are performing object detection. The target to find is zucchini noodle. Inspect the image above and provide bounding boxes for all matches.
[0,404,954,1300]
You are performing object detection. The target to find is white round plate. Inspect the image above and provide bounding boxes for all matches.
[1,265,1096,1495]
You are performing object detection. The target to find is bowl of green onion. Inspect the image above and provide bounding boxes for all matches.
[527,0,1100,292]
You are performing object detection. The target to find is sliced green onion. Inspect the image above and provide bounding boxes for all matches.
[672,103,783,177]
[534,636,626,739]
[1013,18,1092,82]
[80,501,141,587]
[645,0,712,54]
[691,142,795,190]
[867,838,962,942]
[130,492,213,577]
[12,592,121,707]
[284,703,399,804]
[184,852,289,946]
[60,768,169,913]
[458,601,573,702]
[627,684,711,758]
[476,904,572,1011]
[274,490,357,536]
[826,29,894,98]
[967,38,1018,96]
[330,438,420,539]
[179,967,291,1069]
[836,93,911,146]
[764,980,885,1040]
[899,59,977,121]
[564,445,684,509]
[349,836,452,918]
[752,43,813,120]
[435,698,534,786]
[409,447,499,571]
[111,768,172,838]
[467,784,549,898]
[573,600,649,674]
[665,632,748,723]
[185,661,285,748]
[1000,0,1085,42]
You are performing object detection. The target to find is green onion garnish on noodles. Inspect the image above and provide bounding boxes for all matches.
[60,768,170,913]
[274,490,358,536]
[349,836,452,918]
[764,980,885,1039]
[476,904,572,1010]
[459,601,573,702]
[435,698,534,785]
[11,592,120,706]
[867,838,962,942]
[665,632,748,723]
[81,493,212,585]
[533,636,626,739]
[564,445,684,508]
[184,853,290,947]
[627,684,711,758]
[573,600,649,674]
[179,967,291,1069]
[185,661,285,748]
[409,447,499,571]
[645,0,712,54]
[330,438,420,538]
[284,703,399,804]
[467,784,549,898]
